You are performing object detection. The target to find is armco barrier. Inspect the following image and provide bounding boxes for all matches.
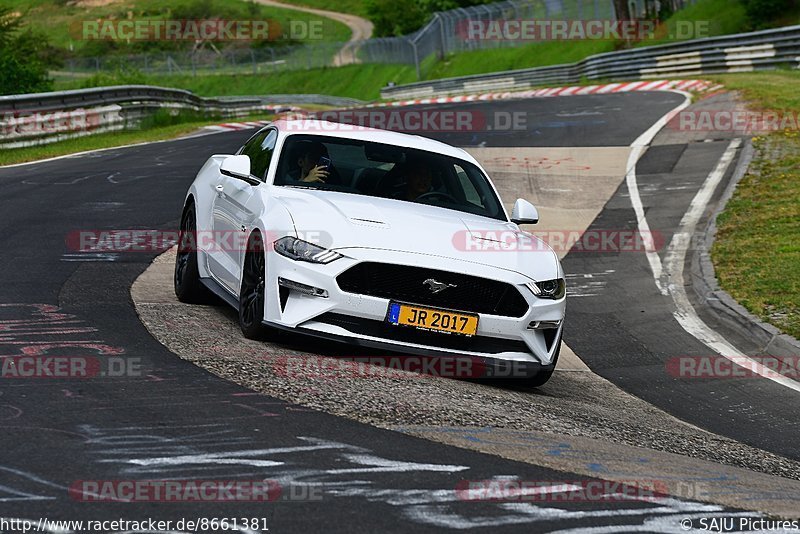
[381,24,800,100]
[0,86,364,149]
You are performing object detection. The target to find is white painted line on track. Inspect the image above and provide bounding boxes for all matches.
[0,127,231,170]
[625,90,693,290]
[626,99,800,393]
[662,138,800,393]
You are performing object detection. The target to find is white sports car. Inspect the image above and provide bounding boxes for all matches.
[175,119,565,385]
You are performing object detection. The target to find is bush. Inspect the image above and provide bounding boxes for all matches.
[366,0,497,37]
[743,0,795,27]
[366,0,427,37]
[0,54,51,95]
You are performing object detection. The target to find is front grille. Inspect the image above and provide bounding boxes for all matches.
[336,262,529,317]
[313,313,530,354]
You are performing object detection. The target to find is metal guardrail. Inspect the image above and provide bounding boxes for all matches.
[381,24,800,99]
[0,86,365,149]
[214,94,365,107]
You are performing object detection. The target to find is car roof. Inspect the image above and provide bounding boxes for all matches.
[270,119,478,165]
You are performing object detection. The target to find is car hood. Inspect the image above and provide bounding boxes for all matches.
[272,187,560,281]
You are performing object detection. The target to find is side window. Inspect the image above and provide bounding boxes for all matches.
[456,164,481,205]
[239,129,278,181]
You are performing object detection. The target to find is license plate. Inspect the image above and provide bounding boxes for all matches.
[386,302,478,336]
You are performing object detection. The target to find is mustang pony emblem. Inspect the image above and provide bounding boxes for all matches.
[423,278,457,294]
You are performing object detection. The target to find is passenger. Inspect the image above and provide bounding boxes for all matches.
[292,140,330,183]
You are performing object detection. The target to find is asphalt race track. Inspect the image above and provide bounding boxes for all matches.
[0,92,791,532]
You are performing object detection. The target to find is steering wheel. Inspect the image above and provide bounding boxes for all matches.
[416,191,459,203]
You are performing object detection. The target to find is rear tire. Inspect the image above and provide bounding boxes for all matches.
[174,204,214,304]
[238,232,278,341]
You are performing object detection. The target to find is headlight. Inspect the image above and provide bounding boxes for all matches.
[273,236,343,264]
[526,278,565,300]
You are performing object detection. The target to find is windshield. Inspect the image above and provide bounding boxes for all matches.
[274,134,506,221]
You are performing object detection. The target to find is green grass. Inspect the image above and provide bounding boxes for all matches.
[709,71,800,340]
[425,40,616,79]
[56,62,419,100]
[634,0,750,47]
[2,0,352,55]
[713,71,800,112]
[0,111,274,166]
[712,132,800,340]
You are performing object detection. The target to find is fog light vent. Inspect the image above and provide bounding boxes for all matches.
[278,277,328,298]
[527,320,562,330]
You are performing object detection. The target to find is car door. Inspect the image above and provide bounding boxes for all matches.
[208,128,278,294]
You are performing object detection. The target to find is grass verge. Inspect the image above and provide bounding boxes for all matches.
[55,63,419,100]
[710,71,800,340]
[0,112,274,167]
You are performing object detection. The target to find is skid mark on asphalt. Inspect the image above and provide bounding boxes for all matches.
[565,271,615,299]
[393,426,800,519]
[73,424,742,531]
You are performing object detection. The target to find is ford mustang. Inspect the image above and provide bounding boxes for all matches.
[174,119,565,386]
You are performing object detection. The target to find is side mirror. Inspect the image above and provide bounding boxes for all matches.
[511,198,539,225]
[220,155,252,181]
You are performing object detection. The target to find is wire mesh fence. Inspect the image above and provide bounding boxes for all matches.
[58,0,697,81]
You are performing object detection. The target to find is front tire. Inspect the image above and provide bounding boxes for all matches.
[238,232,277,340]
[174,204,213,304]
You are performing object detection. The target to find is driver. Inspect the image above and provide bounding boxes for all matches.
[400,158,433,201]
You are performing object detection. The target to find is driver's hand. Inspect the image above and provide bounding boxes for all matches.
[301,165,328,183]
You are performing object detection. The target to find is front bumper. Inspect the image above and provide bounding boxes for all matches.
[264,247,565,367]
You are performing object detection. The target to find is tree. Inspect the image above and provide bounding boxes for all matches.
[613,0,631,20]
[366,0,428,37]
[0,7,55,95]
[744,0,794,28]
